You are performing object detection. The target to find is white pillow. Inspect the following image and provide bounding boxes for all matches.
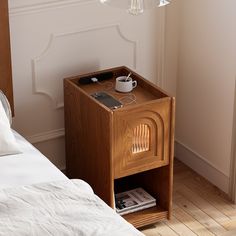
[0,90,12,125]
[0,101,21,156]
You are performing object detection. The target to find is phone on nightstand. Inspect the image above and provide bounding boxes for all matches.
[91,92,123,110]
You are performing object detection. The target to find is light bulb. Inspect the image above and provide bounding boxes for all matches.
[128,0,144,15]
[99,0,171,16]
[158,0,170,7]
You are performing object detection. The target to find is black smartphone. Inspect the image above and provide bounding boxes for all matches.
[91,92,123,110]
[78,72,114,85]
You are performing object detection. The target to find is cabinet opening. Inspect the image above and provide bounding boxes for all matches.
[114,166,171,214]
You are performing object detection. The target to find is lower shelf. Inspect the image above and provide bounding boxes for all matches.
[122,206,168,228]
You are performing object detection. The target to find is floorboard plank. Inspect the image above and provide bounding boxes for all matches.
[164,215,197,236]
[172,204,215,236]
[141,222,179,236]
[222,219,236,231]
[140,160,234,236]
[175,172,236,219]
[174,192,227,235]
[220,229,236,236]
[174,184,230,224]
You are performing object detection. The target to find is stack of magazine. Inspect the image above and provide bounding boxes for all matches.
[115,188,156,215]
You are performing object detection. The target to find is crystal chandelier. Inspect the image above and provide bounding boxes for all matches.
[100,0,170,15]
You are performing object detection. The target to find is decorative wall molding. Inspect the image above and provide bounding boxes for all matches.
[32,24,138,109]
[27,128,65,144]
[115,25,138,69]
[9,0,166,89]
[9,0,96,16]
[175,139,229,193]
[10,0,167,172]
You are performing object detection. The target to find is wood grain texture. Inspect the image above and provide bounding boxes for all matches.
[0,0,14,112]
[168,97,175,219]
[141,160,236,236]
[64,67,175,227]
[123,207,168,228]
[113,98,171,179]
[141,221,178,236]
[64,79,114,206]
[164,215,197,236]
[172,204,215,236]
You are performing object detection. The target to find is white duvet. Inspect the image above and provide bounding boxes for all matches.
[0,131,68,190]
[0,179,143,236]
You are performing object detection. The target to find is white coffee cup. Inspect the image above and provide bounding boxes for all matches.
[115,76,137,93]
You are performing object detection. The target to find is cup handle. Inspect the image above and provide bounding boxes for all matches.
[132,80,137,89]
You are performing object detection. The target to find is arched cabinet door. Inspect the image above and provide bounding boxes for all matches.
[113,98,172,179]
[0,0,14,112]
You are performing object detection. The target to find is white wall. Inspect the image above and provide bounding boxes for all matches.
[10,0,234,194]
[175,0,236,193]
[9,0,168,171]
[164,0,179,97]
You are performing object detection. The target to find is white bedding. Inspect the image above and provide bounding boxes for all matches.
[0,131,144,235]
[0,179,143,236]
[0,131,67,189]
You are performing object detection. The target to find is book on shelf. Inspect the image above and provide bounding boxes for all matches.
[115,188,156,216]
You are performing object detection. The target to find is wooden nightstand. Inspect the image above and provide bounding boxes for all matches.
[64,66,175,228]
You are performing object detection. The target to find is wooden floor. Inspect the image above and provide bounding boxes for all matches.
[140,160,236,236]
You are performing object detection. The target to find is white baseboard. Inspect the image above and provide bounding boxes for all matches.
[175,140,229,194]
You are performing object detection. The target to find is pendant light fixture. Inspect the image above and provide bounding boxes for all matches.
[100,0,170,15]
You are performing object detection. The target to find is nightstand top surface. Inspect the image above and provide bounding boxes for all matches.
[66,66,171,109]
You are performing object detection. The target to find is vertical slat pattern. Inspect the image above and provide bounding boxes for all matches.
[132,124,150,154]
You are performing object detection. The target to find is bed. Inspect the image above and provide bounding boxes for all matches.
[0,130,143,235]
[0,1,144,235]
